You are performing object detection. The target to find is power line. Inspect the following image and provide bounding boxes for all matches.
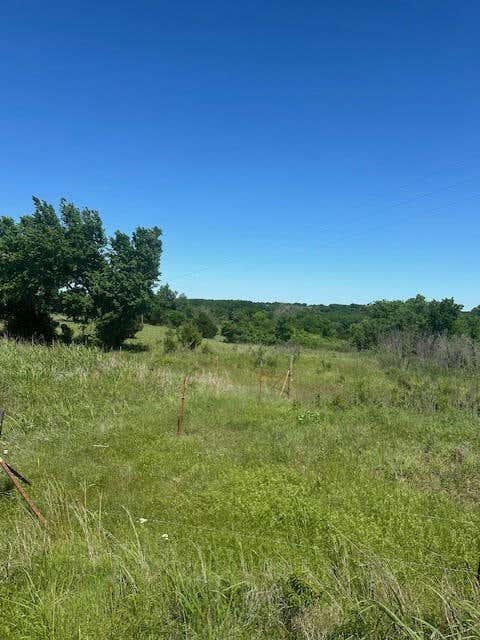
[165,184,480,283]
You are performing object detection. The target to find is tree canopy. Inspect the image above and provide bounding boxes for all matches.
[0,197,161,347]
[146,293,479,349]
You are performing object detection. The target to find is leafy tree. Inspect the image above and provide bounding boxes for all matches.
[221,311,276,345]
[275,316,293,342]
[195,310,217,338]
[349,319,378,350]
[147,284,186,326]
[350,295,465,349]
[0,198,68,340]
[60,199,106,322]
[0,197,162,347]
[427,298,462,335]
[91,227,162,348]
[221,320,245,343]
[455,314,480,340]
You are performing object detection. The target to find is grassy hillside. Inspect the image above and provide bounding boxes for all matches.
[1,325,480,639]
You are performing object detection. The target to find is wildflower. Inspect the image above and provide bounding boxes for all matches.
[138,517,148,524]
[161,533,169,540]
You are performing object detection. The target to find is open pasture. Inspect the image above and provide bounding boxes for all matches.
[1,325,480,639]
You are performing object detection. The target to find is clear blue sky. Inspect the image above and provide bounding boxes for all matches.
[1,1,479,308]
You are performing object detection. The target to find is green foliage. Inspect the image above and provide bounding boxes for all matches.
[455,313,480,339]
[349,318,379,350]
[59,323,74,345]
[0,197,161,348]
[0,199,67,340]
[91,227,162,348]
[350,295,465,350]
[176,321,202,349]
[156,298,366,345]
[169,295,473,350]
[147,284,183,326]
[275,315,293,342]
[194,310,217,338]
[163,327,178,353]
[222,311,276,345]
[291,328,348,350]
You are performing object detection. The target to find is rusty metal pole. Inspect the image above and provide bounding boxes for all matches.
[258,369,264,402]
[279,369,289,397]
[0,458,47,527]
[286,355,294,399]
[177,375,188,436]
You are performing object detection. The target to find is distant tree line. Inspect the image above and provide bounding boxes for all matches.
[146,289,480,350]
[0,198,162,347]
[348,295,478,349]
[1,201,477,352]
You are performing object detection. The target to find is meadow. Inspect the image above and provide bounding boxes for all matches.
[1,324,480,639]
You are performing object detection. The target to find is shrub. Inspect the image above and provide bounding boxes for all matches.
[59,323,74,345]
[195,310,217,338]
[177,321,202,349]
[95,312,140,348]
[250,346,278,369]
[163,328,178,353]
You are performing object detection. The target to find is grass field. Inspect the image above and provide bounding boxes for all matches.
[1,325,480,639]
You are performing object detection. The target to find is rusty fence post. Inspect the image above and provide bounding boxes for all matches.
[177,375,188,436]
[286,355,294,399]
[0,457,47,527]
[279,369,289,397]
[258,369,264,402]
[280,355,294,399]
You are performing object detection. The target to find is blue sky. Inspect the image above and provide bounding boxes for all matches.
[1,1,479,308]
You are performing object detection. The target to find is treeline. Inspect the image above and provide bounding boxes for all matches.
[2,198,477,353]
[146,287,366,346]
[0,198,161,347]
[350,296,480,349]
[146,289,480,350]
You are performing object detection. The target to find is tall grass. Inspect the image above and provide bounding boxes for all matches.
[1,326,480,638]
[378,331,480,371]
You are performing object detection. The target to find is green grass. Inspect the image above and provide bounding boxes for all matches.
[1,325,480,638]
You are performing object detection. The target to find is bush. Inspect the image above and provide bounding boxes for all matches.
[59,323,74,345]
[349,320,378,350]
[290,329,348,351]
[195,310,217,338]
[94,312,142,349]
[177,321,202,350]
[163,328,178,353]
[4,308,57,343]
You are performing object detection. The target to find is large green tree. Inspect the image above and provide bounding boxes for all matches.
[0,198,67,339]
[0,197,162,347]
[194,310,217,338]
[91,227,162,348]
[60,199,107,322]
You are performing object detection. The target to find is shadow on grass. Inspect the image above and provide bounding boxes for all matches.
[119,342,151,353]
